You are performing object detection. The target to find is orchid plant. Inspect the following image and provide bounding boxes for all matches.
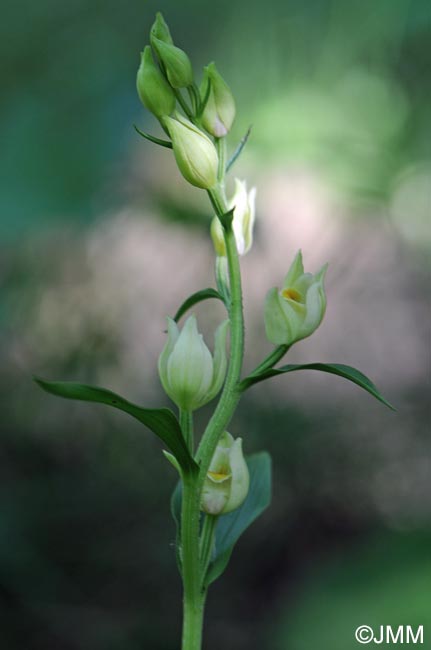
[35,13,394,650]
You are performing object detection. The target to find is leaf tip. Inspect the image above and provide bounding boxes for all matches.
[33,375,48,389]
[384,398,397,412]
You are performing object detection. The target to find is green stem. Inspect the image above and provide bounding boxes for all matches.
[180,409,194,453]
[215,138,227,184]
[181,474,204,650]
[196,186,244,485]
[182,595,205,650]
[181,164,244,650]
[249,344,290,377]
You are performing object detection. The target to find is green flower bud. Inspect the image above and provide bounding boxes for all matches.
[150,12,173,45]
[136,46,176,119]
[264,250,328,346]
[211,178,256,256]
[158,315,229,411]
[163,114,219,189]
[200,62,236,137]
[201,432,250,515]
[151,37,193,88]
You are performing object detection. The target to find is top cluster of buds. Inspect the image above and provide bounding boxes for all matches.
[136,12,236,189]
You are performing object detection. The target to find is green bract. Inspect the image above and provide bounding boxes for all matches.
[264,250,327,346]
[200,62,236,137]
[211,178,256,256]
[136,46,176,119]
[158,315,229,411]
[152,37,193,88]
[201,432,250,515]
[163,114,219,189]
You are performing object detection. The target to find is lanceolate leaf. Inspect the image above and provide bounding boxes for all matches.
[226,125,252,173]
[205,452,272,586]
[240,363,394,410]
[133,124,173,148]
[173,288,224,322]
[34,378,198,473]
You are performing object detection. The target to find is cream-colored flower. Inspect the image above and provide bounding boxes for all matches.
[201,432,250,515]
[264,250,327,346]
[211,179,256,256]
[158,315,229,411]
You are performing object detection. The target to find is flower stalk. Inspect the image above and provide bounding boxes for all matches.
[180,175,246,649]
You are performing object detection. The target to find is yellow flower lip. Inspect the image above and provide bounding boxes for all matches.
[281,287,303,302]
[207,470,231,483]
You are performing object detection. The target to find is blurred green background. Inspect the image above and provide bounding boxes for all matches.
[1,0,430,649]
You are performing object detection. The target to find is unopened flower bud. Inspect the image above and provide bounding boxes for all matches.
[158,315,229,412]
[163,114,219,189]
[150,12,173,45]
[151,37,193,88]
[211,179,256,256]
[200,63,236,137]
[201,432,250,515]
[210,217,226,257]
[136,46,176,119]
[264,251,327,346]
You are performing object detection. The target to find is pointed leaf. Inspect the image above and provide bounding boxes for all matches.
[240,363,394,410]
[173,288,224,322]
[226,125,252,173]
[34,378,198,473]
[218,207,234,231]
[205,451,272,586]
[133,124,173,148]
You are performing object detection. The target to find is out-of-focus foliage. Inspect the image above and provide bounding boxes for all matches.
[274,532,431,650]
[1,0,430,648]
[1,0,430,236]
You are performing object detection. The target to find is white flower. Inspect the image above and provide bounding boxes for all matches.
[264,250,327,346]
[201,432,250,515]
[211,179,256,256]
[158,315,229,411]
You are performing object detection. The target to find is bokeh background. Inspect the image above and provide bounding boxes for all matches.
[1,0,430,648]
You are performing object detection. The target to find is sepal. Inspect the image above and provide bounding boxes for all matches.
[152,38,193,88]
[163,114,219,189]
[136,46,176,118]
[200,62,236,137]
[150,12,173,45]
